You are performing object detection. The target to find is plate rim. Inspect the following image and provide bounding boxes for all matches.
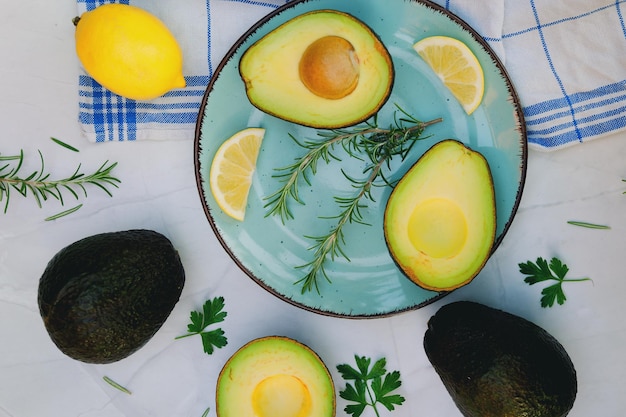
[193,0,528,319]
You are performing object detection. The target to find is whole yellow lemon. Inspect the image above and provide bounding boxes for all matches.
[75,3,186,100]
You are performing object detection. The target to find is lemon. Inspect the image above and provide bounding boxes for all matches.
[413,36,484,115]
[74,3,185,100]
[209,128,265,221]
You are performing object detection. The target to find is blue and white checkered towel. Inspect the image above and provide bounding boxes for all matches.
[77,0,626,150]
[76,0,288,142]
[500,0,626,150]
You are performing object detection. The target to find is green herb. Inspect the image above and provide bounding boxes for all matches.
[0,147,120,220]
[265,107,441,222]
[175,296,227,355]
[201,407,210,417]
[519,257,592,308]
[265,107,441,293]
[103,376,132,395]
[51,137,80,152]
[44,204,83,221]
[336,355,405,417]
[567,220,610,229]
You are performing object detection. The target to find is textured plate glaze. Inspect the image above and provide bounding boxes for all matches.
[195,0,527,318]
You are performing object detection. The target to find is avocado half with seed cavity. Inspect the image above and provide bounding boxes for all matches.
[239,9,394,129]
[216,336,335,417]
[384,140,496,291]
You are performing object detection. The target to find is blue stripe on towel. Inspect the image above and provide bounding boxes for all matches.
[500,0,626,148]
[77,0,283,142]
[78,75,207,142]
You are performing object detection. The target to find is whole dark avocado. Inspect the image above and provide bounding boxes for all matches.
[424,301,577,417]
[38,229,185,364]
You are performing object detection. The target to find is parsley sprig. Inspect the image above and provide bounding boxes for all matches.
[519,257,592,308]
[336,355,405,417]
[175,297,227,354]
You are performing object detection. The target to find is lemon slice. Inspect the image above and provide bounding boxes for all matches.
[413,36,484,115]
[209,128,265,221]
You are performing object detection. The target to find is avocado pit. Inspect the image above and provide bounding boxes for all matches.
[299,35,360,100]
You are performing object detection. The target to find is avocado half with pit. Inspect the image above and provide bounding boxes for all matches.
[239,10,394,129]
[216,336,335,417]
[384,140,496,291]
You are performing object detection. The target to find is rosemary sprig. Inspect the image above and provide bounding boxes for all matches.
[296,164,383,293]
[265,106,442,223]
[265,106,442,293]
[0,148,120,219]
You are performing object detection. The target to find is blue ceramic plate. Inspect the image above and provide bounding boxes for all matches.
[195,0,527,318]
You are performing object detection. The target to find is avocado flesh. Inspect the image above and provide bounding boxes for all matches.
[239,9,393,129]
[384,139,496,291]
[216,336,335,417]
[424,301,577,417]
[38,229,185,364]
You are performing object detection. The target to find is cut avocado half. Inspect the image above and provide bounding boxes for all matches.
[216,336,335,417]
[384,140,496,291]
[239,9,394,129]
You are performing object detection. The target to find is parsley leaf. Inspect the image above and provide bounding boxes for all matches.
[337,355,405,417]
[519,257,592,308]
[175,296,227,354]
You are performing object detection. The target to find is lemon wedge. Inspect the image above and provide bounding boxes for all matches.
[74,3,185,100]
[209,128,265,221]
[413,36,484,115]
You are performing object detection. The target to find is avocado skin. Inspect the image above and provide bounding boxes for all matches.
[38,229,185,364]
[424,301,576,417]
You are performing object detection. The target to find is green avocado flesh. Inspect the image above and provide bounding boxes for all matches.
[384,139,496,291]
[239,9,394,129]
[38,229,185,364]
[424,301,577,417]
[216,336,335,417]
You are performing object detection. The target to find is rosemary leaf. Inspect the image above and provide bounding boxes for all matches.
[567,220,610,229]
[103,376,132,395]
[45,204,83,221]
[51,137,80,152]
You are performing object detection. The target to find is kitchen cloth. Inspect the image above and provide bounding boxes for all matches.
[76,0,626,150]
[76,0,288,143]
